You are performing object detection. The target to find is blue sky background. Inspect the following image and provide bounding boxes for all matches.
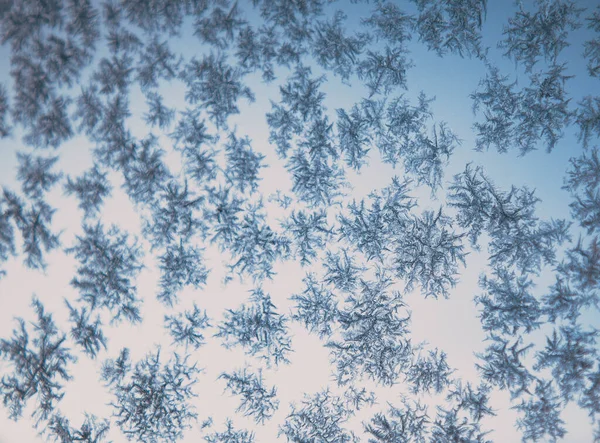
[1,0,599,441]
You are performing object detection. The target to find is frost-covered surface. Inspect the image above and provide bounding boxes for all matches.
[0,0,600,442]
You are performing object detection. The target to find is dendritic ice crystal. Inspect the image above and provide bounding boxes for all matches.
[1,0,599,442]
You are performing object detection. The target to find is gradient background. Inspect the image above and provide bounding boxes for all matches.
[1,0,599,441]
